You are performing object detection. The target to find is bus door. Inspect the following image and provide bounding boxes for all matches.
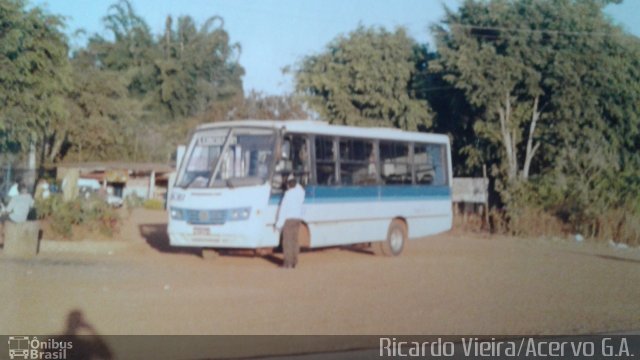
[272,134,310,193]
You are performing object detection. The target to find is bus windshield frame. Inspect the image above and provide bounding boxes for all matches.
[176,127,277,189]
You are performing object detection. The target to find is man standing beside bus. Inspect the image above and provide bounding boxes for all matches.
[276,174,305,268]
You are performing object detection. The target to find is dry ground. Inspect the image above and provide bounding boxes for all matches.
[1,208,639,338]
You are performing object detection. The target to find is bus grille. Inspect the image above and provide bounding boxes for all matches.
[185,209,226,225]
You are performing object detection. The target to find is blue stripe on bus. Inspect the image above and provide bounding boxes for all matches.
[268,185,450,205]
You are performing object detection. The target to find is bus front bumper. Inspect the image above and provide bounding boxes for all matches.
[168,221,277,249]
[168,232,253,248]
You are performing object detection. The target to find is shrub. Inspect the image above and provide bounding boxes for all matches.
[505,205,566,238]
[594,208,640,246]
[82,198,120,237]
[143,198,165,210]
[35,194,121,239]
[125,193,144,209]
[498,174,640,245]
[488,208,509,235]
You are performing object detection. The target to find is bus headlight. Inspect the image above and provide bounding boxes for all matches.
[170,208,184,220]
[228,207,251,221]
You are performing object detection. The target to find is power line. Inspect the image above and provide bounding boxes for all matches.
[448,23,620,38]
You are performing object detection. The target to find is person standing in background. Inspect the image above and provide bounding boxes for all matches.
[3,183,34,223]
[1,183,34,245]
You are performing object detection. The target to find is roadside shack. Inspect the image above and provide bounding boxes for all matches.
[56,162,174,204]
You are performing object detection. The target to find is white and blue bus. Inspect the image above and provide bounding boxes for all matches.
[168,120,452,263]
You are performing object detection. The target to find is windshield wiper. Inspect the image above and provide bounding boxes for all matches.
[181,176,209,189]
[226,177,264,188]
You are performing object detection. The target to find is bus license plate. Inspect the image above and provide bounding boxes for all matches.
[193,227,210,236]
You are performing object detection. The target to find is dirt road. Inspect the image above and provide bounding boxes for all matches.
[1,209,639,337]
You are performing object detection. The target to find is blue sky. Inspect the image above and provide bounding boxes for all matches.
[32,0,640,95]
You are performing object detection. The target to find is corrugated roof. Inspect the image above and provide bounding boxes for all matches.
[57,162,174,173]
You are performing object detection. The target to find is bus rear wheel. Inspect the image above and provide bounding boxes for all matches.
[374,219,406,256]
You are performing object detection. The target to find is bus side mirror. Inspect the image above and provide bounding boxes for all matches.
[281,140,290,160]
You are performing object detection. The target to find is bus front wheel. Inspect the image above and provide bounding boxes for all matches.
[374,219,406,256]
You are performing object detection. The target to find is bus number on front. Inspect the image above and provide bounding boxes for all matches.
[198,136,225,146]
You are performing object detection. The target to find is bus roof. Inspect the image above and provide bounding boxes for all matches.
[196,120,450,144]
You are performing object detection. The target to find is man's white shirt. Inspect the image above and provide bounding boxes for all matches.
[276,184,305,230]
[6,193,34,222]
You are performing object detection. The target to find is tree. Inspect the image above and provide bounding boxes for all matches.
[153,14,245,121]
[0,0,71,162]
[293,26,432,130]
[84,0,158,112]
[431,0,638,183]
[67,1,246,162]
[85,2,245,125]
[431,0,640,241]
[62,52,144,162]
[411,44,482,176]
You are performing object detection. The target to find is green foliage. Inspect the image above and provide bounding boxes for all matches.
[154,14,244,120]
[495,134,640,244]
[412,45,481,176]
[431,0,640,182]
[143,198,165,210]
[57,0,245,162]
[86,1,245,125]
[428,0,640,243]
[36,194,121,238]
[294,26,433,130]
[62,55,144,161]
[0,0,71,157]
[124,193,144,210]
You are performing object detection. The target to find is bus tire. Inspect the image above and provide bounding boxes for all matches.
[374,219,406,256]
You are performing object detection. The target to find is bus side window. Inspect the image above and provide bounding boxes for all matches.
[291,136,310,186]
[271,135,310,192]
[414,145,435,185]
[429,144,448,186]
[414,143,448,186]
[315,136,336,185]
[271,139,292,193]
[339,139,376,185]
[380,142,411,185]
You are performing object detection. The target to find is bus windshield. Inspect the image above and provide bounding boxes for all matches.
[177,127,276,188]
